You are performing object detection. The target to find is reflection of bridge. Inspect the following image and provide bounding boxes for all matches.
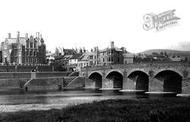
[81,63,190,94]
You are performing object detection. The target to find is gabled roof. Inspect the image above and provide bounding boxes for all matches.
[70,53,83,59]
[63,49,77,55]
[78,52,89,61]
[64,55,73,59]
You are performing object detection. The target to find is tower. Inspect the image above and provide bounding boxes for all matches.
[25,33,28,39]
[17,31,20,43]
[111,41,114,49]
[8,33,11,39]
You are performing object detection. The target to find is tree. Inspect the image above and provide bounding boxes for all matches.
[152,52,159,56]
[53,60,66,71]
[164,51,168,57]
[160,52,163,56]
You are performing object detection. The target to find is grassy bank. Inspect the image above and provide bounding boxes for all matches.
[1,97,190,122]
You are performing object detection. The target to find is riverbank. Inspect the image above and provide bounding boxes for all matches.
[0,97,190,122]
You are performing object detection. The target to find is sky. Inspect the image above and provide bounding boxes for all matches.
[0,0,189,53]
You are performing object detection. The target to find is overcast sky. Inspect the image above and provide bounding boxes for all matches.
[0,0,189,53]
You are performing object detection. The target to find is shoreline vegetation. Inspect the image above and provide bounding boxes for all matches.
[0,97,190,122]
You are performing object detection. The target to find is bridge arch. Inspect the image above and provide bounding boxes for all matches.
[105,69,123,78]
[88,71,103,78]
[106,71,123,88]
[154,68,183,78]
[88,72,102,88]
[128,70,149,91]
[127,69,149,78]
[154,70,182,93]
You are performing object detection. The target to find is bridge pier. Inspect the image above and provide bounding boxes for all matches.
[182,78,190,94]
[149,77,163,92]
[122,78,136,90]
[102,78,114,89]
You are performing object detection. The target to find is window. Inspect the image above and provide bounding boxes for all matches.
[26,40,29,48]
[90,61,93,65]
[90,55,93,59]
[30,51,33,56]
[26,49,29,55]
[34,42,37,48]
[30,42,33,48]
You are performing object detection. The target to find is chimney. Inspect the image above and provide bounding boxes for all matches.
[39,34,42,39]
[8,33,11,39]
[36,32,40,38]
[94,46,98,52]
[17,31,20,39]
[17,31,20,43]
[111,41,114,49]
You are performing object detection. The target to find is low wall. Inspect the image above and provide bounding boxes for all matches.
[27,79,62,91]
[0,78,64,92]
[0,65,53,72]
[0,72,31,79]
[0,72,73,92]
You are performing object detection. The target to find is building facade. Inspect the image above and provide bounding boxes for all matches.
[1,32,46,65]
[123,53,134,64]
[98,41,124,66]
[77,49,98,71]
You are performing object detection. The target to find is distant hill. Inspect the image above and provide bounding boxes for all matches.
[140,49,190,57]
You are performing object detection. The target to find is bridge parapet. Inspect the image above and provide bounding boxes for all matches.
[81,62,190,72]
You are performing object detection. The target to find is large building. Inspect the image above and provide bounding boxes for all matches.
[76,42,131,71]
[98,41,124,66]
[1,32,46,65]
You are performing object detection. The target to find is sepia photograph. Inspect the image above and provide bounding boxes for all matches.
[0,0,189,122]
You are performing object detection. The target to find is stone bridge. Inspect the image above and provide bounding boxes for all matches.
[80,62,190,94]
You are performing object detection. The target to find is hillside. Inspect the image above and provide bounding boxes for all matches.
[140,49,190,57]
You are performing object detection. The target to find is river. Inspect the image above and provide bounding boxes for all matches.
[0,89,188,113]
[0,89,149,113]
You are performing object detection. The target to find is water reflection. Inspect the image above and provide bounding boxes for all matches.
[0,88,185,113]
